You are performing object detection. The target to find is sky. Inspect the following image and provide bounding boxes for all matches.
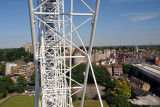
[0,0,160,48]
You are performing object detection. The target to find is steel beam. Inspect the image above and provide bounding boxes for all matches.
[28,0,39,107]
[80,0,103,107]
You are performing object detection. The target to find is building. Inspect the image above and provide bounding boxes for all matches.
[103,65,112,75]
[129,96,160,106]
[73,49,111,65]
[103,64,123,79]
[105,49,110,58]
[22,42,33,53]
[127,58,145,64]
[5,63,17,76]
[73,49,85,64]
[129,76,150,92]
[112,65,123,79]
[14,62,34,80]
[11,61,25,76]
[135,46,138,53]
[5,61,34,82]
[155,57,159,65]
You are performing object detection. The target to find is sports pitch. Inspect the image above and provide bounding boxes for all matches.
[0,96,108,107]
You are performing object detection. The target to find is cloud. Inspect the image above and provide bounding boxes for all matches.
[110,0,160,3]
[121,12,160,22]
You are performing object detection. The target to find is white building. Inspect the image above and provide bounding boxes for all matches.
[5,63,17,75]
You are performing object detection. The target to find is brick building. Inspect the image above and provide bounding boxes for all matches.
[103,64,123,79]
[112,65,123,79]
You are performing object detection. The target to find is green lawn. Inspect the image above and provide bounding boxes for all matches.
[0,96,108,107]
[73,100,109,107]
[0,96,34,107]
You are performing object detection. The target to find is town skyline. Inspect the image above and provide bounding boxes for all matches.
[0,0,160,48]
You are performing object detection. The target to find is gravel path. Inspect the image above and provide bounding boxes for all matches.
[74,85,106,99]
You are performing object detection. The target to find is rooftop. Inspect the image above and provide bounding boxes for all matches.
[135,63,160,76]
[129,96,160,105]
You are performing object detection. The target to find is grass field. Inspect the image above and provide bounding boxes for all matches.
[0,96,108,107]
[0,96,34,107]
[73,100,108,107]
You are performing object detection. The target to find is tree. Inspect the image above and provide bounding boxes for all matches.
[94,94,99,100]
[0,48,33,62]
[122,64,132,74]
[1,64,6,75]
[0,81,8,98]
[121,74,128,80]
[0,64,6,75]
[110,95,130,107]
[111,80,131,99]
[123,64,140,77]
[130,66,139,77]
[84,93,88,100]
[0,76,16,93]
[24,56,30,63]
[129,47,134,52]
[72,64,85,83]
[20,56,25,62]
[72,90,77,102]
[29,54,33,62]
[30,71,35,86]
[72,64,111,85]
[106,81,116,89]
[88,66,111,84]
[17,75,27,93]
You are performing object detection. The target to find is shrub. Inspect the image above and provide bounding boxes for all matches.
[80,93,88,100]
[0,82,8,98]
[94,94,99,100]
[72,93,78,102]
[0,93,3,99]
[84,93,88,100]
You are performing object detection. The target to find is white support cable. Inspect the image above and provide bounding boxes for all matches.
[80,0,94,13]
[72,24,87,53]
[39,56,85,59]
[80,0,102,107]
[60,14,88,53]
[35,15,91,56]
[35,15,92,39]
[65,75,83,87]
[88,56,104,107]
[71,88,82,96]
[34,0,48,12]
[34,12,93,16]
[63,60,84,75]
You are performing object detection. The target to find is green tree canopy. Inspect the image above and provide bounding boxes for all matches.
[0,82,7,98]
[122,64,140,77]
[17,75,27,93]
[111,80,131,99]
[110,95,130,107]
[123,64,132,74]
[0,64,6,75]
[0,76,16,93]
[130,66,139,77]
[30,71,35,86]
[71,64,111,85]
[0,48,33,62]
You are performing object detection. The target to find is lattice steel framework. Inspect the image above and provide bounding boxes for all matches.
[28,0,102,107]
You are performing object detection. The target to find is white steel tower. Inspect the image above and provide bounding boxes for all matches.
[28,0,102,107]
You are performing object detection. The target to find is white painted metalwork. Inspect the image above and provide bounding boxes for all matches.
[28,0,102,107]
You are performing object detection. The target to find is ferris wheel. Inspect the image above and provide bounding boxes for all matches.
[28,0,103,107]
